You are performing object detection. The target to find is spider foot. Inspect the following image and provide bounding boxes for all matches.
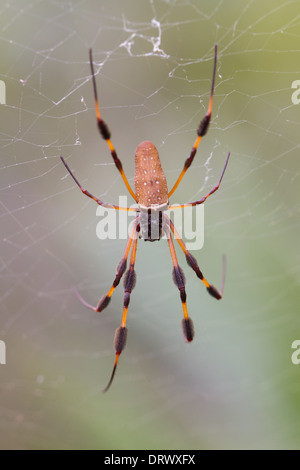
[71,286,106,312]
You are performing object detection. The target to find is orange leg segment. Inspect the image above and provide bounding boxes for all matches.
[89,49,137,202]
[168,45,218,199]
[102,228,138,392]
[165,226,194,343]
[166,215,226,299]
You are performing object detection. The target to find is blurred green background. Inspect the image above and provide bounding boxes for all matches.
[1,0,300,450]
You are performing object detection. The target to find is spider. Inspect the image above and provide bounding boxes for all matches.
[61,45,230,391]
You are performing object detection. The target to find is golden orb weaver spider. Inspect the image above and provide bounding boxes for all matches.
[61,45,230,391]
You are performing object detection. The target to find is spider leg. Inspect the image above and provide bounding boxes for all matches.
[73,217,139,312]
[168,45,218,198]
[89,49,137,202]
[168,151,230,210]
[164,224,194,343]
[165,214,226,299]
[61,156,136,211]
[102,227,139,392]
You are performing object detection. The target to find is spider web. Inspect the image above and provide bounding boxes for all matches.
[1,0,300,450]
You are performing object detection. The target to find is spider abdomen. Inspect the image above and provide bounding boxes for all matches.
[134,141,169,207]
